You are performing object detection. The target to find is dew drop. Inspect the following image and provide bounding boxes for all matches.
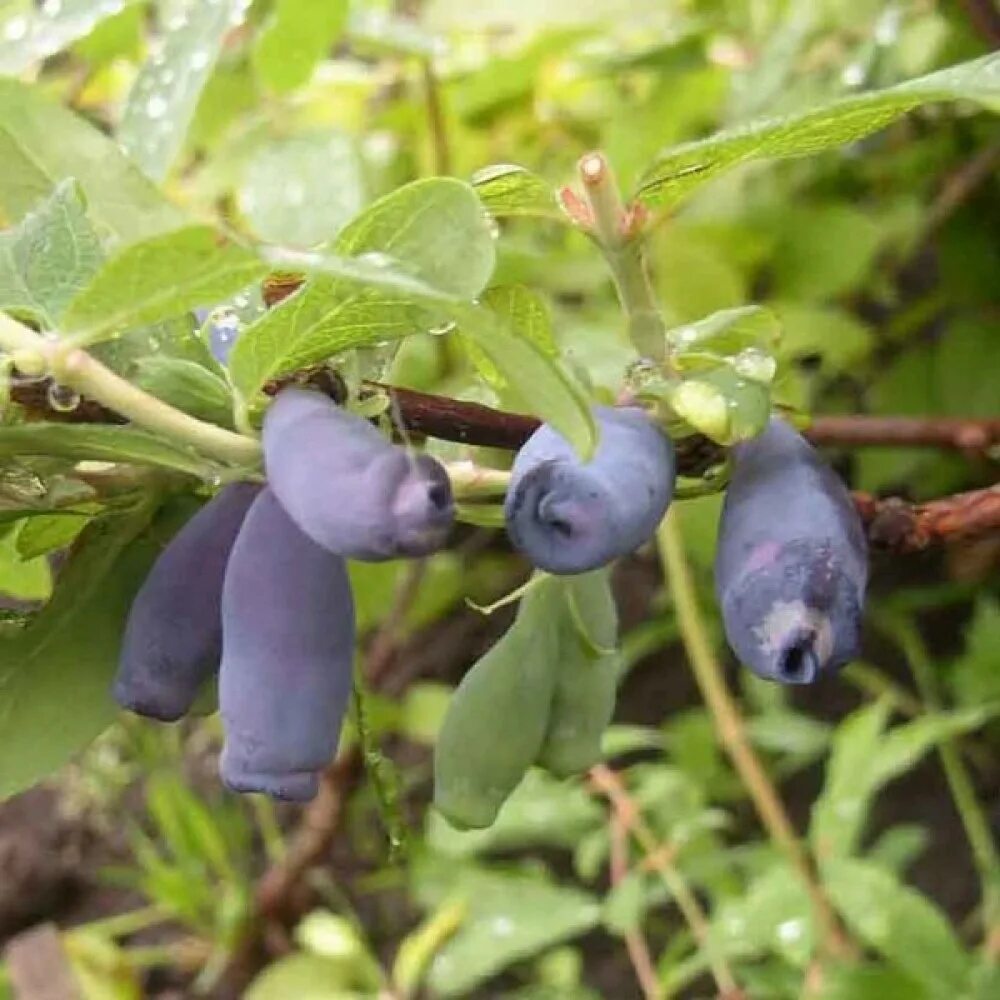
[47,383,81,413]
[357,251,395,270]
[189,48,210,71]
[3,17,28,42]
[841,63,865,88]
[427,320,456,337]
[145,94,169,119]
[485,214,501,240]
[41,0,62,17]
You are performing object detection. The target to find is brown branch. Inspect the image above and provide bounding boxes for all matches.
[958,0,1000,48]
[854,484,1000,553]
[807,415,1000,454]
[8,378,1000,550]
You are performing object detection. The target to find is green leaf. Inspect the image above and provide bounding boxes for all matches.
[666,364,771,445]
[15,508,97,560]
[769,204,884,300]
[0,502,158,800]
[666,305,780,364]
[636,53,1000,208]
[823,857,971,997]
[118,0,251,181]
[0,179,103,327]
[707,865,814,966]
[245,953,364,1000]
[62,226,266,342]
[412,861,601,998]
[811,700,998,861]
[248,274,595,463]
[811,699,891,861]
[818,964,931,1000]
[951,598,1000,707]
[0,423,216,476]
[771,303,873,373]
[426,769,603,858]
[0,0,142,75]
[229,177,496,395]
[0,524,51,600]
[463,284,558,392]
[0,78,184,243]
[253,0,349,94]
[470,164,564,222]
[134,357,233,425]
[238,132,366,246]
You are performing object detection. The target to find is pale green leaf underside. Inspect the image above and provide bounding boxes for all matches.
[62,226,267,342]
[228,177,497,395]
[0,179,103,327]
[637,53,1000,207]
[118,0,250,181]
[0,78,185,244]
[471,164,565,222]
[0,0,142,76]
[250,247,597,458]
[0,423,217,477]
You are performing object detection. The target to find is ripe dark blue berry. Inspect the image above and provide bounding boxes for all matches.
[219,488,355,802]
[715,418,867,685]
[505,406,675,574]
[114,483,260,722]
[263,388,454,561]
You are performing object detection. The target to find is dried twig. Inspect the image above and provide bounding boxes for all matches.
[590,764,743,1000]
[607,800,664,1000]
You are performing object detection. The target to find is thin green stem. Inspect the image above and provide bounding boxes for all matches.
[578,153,666,362]
[884,615,1000,941]
[52,344,260,466]
[1,310,261,467]
[444,460,510,498]
[657,507,854,963]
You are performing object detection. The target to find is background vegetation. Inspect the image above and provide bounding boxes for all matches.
[0,0,997,997]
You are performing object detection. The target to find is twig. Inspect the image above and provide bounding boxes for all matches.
[656,509,855,963]
[7,375,1000,549]
[958,0,1000,48]
[918,141,1000,241]
[590,764,742,999]
[607,792,664,1000]
[807,415,1000,454]
[853,485,1000,552]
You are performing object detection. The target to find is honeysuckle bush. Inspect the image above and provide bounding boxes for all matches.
[0,1,998,997]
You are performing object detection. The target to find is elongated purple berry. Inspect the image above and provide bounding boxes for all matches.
[715,418,867,684]
[114,483,260,721]
[219,488,355,801]
[263,389,454,561]
[505,406,675,574]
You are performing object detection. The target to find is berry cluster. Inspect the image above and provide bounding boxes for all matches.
[115,391,866,806]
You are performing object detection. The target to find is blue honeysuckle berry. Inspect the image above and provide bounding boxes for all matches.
[114,482,260,722]
[505,405,676,574]
[715,418,868,685]
[219,488,355,802]
[263,388,454,561]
